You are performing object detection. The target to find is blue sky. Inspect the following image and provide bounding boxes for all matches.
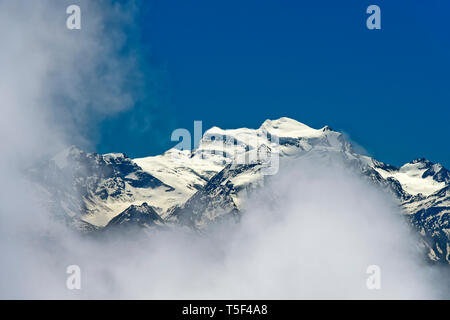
[97,0,450,168]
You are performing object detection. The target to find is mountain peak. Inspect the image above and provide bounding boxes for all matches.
[105,202,163,230]
[260,117,314,130]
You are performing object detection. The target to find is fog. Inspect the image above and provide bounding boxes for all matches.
[0,1,447,299]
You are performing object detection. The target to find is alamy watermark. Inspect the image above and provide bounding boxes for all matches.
[366,5,381,30]
[66,5,81,30]
[64,4,380,31]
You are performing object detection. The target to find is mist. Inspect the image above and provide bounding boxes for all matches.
[0,1,447,299]
[5,158,447,299]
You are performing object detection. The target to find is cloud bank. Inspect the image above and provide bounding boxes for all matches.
[0,0,146,298]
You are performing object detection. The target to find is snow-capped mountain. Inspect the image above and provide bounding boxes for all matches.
[31,117,449,264]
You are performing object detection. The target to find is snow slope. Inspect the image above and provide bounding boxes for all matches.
[32,117,450,263]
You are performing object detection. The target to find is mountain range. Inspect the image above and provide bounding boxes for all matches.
[29,117,449,264]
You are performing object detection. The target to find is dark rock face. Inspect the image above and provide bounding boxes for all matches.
[408,186,450,264]
[30,128,450,265]
[167,164,247,228]
[28,146,173,221]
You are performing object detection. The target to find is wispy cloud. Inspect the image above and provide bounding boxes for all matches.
[0,0,447,299]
